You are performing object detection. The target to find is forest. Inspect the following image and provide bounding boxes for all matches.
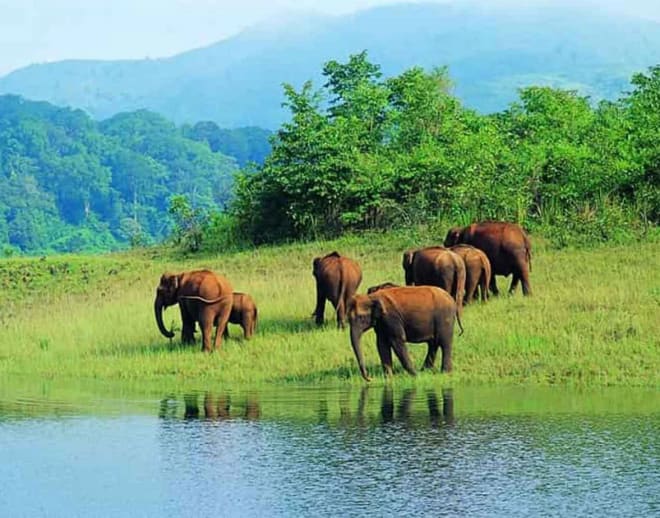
[230,53,659,248]
[0,96,270,254]
[1,54,658,255]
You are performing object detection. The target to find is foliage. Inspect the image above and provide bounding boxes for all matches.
[167,195,205,253]
[182,122,272,167]
[0,98,239,254]
[232,54,659,246]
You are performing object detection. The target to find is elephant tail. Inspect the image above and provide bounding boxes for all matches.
[524,234,532,272]
[455,310,464,336]
[337,264,347,315]
[178,294,227,304]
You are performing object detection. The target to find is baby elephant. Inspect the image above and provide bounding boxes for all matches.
[367,282,400,294]
[222,292,258,339]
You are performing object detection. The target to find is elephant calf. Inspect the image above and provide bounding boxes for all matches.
[312,251,362,328]
[449,244,492,303]
[223,292,258,339]
[367,282,400,294]
[348,286,463,381]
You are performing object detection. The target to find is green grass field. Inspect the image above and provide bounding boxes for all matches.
[0,230,658,388]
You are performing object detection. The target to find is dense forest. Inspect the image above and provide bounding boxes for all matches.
[0,96,270,254]
[1,55,658,255]
[229,54,659,248]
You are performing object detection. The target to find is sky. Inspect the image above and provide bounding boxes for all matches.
[1,0,660,76]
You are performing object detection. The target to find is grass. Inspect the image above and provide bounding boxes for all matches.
[0,230,658,388]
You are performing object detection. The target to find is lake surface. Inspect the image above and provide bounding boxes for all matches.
[0,381,658,517]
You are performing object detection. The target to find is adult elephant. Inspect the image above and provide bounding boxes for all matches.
[223,292,258,339]
[402,246,466,312]
[444,221,532,296]
[348,286,462,381]
[312,251,362,328]
[154,269,233,352]
[449,244,492,303]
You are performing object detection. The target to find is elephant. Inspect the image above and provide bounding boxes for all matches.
[449,244,492,303]
[367,282,400,294]
[312,251,362,328]
[223,292,258,339]
[444,221,532,296]
[154,269,233,352]
[402,246,466,312]
[347,286,463,381]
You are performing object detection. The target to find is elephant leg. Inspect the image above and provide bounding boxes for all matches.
[390,336,417,377]
[213,304,232,350]
[223,324,230,339]
[336,299,346,329]
[509,274,520,294]
[480,271,489,302]
[423,341,439,370]
[180,306,195,344]
[314,286,326,326]
[199,311,215,353]
[242,316,251,339]
[439,327,453,373]
[376,332,394,377]
[464,275,477,304]
[519,262,532,296]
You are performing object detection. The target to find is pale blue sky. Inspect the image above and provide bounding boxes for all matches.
[1,0,659,75]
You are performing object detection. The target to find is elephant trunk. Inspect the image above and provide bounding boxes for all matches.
[154,296,175,339]
[350,326,371,382]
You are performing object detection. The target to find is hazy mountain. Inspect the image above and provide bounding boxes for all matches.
[1,2,659,128]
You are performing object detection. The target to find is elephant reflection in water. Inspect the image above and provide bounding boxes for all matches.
[158,392,260,421]
[332,386,454,427]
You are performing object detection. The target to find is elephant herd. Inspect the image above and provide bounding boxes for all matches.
[154,221,532,380]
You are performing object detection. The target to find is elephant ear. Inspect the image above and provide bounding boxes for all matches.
[371,297,387,326]
[402,250,415,270]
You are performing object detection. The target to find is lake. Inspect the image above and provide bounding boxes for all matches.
[1,380,658,517]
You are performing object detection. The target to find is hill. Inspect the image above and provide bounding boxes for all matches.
[0,95,242,254]
[1,3,659,128]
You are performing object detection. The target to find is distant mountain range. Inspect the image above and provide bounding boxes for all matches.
[1,2,659,128]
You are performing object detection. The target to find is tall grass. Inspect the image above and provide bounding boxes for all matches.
[0,232,658,387]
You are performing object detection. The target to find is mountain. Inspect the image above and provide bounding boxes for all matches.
[1,2,660,128]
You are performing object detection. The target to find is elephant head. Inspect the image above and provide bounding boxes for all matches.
[402,250,416,285]
[154,272,182,338]
[444,227,463,247]
[348,294,385,382]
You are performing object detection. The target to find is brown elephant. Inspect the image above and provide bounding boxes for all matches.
[444,221,532,296]
[312,251,362,328]
[402,246,466,312]
[154,270,233,352]
[367,282,400,294]
[449,244,492,303]
[348,286,462,381]
[222,292,258,339]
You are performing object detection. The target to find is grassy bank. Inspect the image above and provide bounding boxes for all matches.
[0,231,658,387]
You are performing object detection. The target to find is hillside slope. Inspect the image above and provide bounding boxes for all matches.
[1,3,659,128]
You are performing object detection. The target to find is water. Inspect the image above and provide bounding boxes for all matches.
[0,382,658,517]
